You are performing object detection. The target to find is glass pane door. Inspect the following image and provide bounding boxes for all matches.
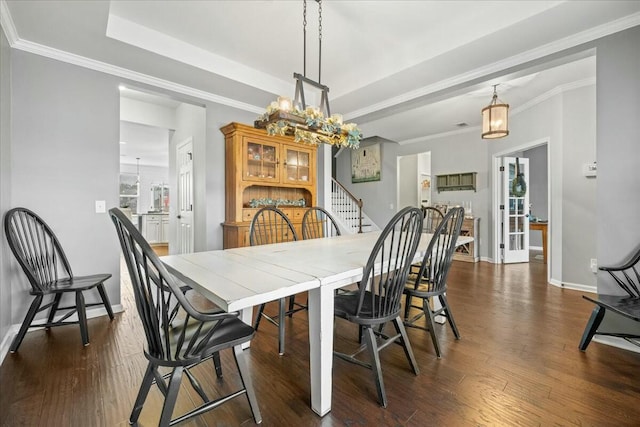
[284,148,311,183]
[244,140,279,182]
[502,157,530,263]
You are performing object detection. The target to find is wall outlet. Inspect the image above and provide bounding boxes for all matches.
[389,203,394,210]
[590,258,598,273]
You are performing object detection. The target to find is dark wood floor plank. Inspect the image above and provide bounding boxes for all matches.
[2,258,640,426]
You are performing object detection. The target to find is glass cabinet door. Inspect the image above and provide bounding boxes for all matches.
[284,147,311,184]
[243,140,279,183]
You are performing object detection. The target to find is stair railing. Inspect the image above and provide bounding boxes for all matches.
[331,178,363,233]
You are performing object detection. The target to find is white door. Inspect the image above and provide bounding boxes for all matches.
[177,138,194,254]
[502,157,530,263]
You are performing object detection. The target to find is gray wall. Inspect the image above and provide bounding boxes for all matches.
[397,154,418,209]
[561,86,597,288]
[523,144,548,247]
[340,83,596,289]
[10,51,122,322]
[595,26,640,334]
[203,104,256,251]
[2,48,260,343]
[336,142,400,229]
[0,30,12,342]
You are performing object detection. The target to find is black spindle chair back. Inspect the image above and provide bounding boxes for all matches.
[302,206,341,239]
[249,206,298,246]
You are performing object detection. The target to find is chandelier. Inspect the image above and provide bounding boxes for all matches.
[481,84,509,139]
[254,0,362,149]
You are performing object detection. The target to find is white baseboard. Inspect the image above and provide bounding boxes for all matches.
[548,278,597,293]
[480,256,495,263]
[0,304,124,365]
[592,336,640,354]
[529,246,543,251]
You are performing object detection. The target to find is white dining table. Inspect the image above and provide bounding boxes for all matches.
[161,231,473,416]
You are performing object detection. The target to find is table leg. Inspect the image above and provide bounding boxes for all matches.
[308,285,334,416]
[542,227,547,264]
[241,307,253,349]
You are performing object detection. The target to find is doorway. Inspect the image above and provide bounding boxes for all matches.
[397,151,431,211]
[492,140,550,276]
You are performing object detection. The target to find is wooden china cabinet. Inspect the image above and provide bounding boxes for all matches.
[221,122,317,248]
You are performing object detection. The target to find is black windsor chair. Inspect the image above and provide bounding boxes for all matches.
[333,206,424,407]
[302,206,341,239]
[403,206,465,358]
[250,206,305,355]
[110,208,261,426]
[4,207,114,352]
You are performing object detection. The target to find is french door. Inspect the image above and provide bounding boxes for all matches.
[502,157,530,263]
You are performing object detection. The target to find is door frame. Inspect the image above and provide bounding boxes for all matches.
[491,138,551,280]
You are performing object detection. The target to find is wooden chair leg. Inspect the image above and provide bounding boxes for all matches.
[254,304,266,330]
[288,295,296,317]
[76,291,89,346]
[10,295,43,353]
[96,283,114,320]
[440,294,460,339]
[233,345,262,424]
[423,298,442,358]
[213,352,223,378]
[130,363,156,424]
[46,294,62,327]
[579,305,605,351]
[404,294,413,320]
[159,367,184,427]
[362,326,387,407]
[393,317,420,375]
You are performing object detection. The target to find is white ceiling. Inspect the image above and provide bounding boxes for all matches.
[3,1,640,152]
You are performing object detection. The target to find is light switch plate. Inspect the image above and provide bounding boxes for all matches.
[95,200,106,213]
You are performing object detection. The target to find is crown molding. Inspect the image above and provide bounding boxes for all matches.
[10,38,263,114]
[0,0,18,45]
[398,77,596,146]
[345,12,640,121]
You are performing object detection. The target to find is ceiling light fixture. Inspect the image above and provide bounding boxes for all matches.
[254,0,362,149]
[481,84,509,139]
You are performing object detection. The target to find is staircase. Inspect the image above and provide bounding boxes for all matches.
[329,178,378,234]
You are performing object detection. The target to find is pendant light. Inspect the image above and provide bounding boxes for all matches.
[481,85,509,139]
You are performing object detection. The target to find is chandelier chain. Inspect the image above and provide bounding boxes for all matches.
[303,0,307,77]
[318,0,322,83]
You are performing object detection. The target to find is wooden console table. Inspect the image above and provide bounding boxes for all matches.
[530,221,548,264]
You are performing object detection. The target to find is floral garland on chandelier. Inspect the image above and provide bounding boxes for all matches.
[256,102,362,149]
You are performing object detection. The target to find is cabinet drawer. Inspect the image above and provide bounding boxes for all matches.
[243,209,259,222]
[289,208,306,221]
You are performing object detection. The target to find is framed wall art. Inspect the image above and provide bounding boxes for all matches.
[351,143,381,183]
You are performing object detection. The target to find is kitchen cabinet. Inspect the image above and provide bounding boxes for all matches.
[141,214,169,244]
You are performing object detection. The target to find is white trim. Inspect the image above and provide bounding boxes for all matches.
[0,304,124,366]
[9,39,264,115]
[345,13,640,121]
[0,0,630,124]
[592,336,640,354]
[548,278,597,293]
[510,77,596,116]
[0,0,18,45]
[530,246,543,251]
[480,256,495,264]
[105,14,292,98]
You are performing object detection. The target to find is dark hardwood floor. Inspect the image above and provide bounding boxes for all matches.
[2,258,639,426]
